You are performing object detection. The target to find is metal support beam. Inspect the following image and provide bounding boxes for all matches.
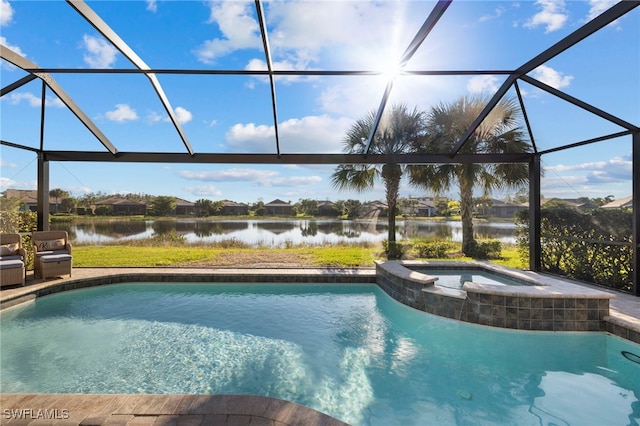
[448,75,517,156]
[0,44,117,155]
[449,1,639,157]
[67,0,194,156]
[1,74,37,97]
[514,80,537,153]
[255,0,281,156]
[41,151,533,165]
[633,132,640,296]
[363,0,452,156]
[36,153,50,231]
[529,154,541,271]
[520,75,639,132]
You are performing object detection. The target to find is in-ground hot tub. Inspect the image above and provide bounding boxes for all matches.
[376,260,615,332]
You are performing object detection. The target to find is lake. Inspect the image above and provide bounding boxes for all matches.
[52,219,518,247]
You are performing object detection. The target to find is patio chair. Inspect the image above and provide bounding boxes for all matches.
[0,233,26,287]
[32,231,72,279]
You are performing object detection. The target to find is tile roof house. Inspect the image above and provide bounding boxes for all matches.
[317,201,339,217]
[174,198,195,216]
[95,197,147,215]
[4,189,59,213]
[220,200,249,216]
[264,199,294,216]
[601,195,632,209]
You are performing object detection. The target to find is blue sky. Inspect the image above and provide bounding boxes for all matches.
[1,0,638,204]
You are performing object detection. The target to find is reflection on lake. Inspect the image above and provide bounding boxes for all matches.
[52,219,518,247]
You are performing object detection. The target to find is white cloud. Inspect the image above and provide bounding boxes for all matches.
[105,104,138,122]
[82,34,118,68]
[0,0,13,26]
[146,111,164,124]
[542,155,632,197]
[479,6,505,23]
[194,1,261,64]
[178,168,322,189]
[530,65,573,89]
[524,0,568,33]
[174,107,193,124]
[225,115,351,154]
[3,92,65,108]
[466,75,500,94]
[180,168,279,182]
[146,0,157,13]
[184,185,222,197]
[0,36,26,58]
[586,0,617,21]
[195,1,421,73]
[264,175,322,188]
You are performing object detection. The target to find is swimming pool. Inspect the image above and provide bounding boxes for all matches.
[1,282,639,425]
[416,269,527,290]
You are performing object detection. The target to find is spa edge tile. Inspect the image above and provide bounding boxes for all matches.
[518,298,531,309]
[565,298,576,309]
[530,308,543,320]
[576,310,588,321]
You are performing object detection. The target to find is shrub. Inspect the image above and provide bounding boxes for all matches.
[383,240,409,260]
[413,240,455,258]
[467,239,502,259]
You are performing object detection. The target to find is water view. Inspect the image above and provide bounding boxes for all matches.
[52,219,517,247]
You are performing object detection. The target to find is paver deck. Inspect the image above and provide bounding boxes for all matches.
[0,394,348,425]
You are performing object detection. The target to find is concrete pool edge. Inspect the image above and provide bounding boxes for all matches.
[375,260,640,342]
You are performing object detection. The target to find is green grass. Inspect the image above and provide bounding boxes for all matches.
[72,242,525,269]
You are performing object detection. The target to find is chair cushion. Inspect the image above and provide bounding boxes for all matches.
[40,254,72,263]
[0,255,24,261]
[36,249,70,257]
[35,238,66,251]
[0,259,24,270]
[0,243,19,256]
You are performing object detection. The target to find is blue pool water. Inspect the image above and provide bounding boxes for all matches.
[417,269,527,289]
[1,283,639,426]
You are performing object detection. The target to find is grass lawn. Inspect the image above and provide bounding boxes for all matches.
[72,243,526,269]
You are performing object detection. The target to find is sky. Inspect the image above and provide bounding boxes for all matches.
[0,0,638,205]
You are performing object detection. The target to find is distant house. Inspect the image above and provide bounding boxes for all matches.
[220,200,249,216]
[481,198,527,219]
[174,198,195,216]
[317,201,339,217]
[539,198,599,210]
[601,195,632,209]
[95,197,147,215]
[3,189,60,213]
[264,199,294,216]
[358,200,387,218]
[414,198,437,217]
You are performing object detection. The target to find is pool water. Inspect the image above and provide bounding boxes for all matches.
[1,283,639,426]
[418,269,527,290]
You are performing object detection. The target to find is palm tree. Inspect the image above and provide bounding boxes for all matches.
[409,95,531,256]
[331,104,427,259]
[49,188,68,214]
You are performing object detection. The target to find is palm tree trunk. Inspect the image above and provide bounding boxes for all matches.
[459,166,475,256]
[383,164,401,259]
